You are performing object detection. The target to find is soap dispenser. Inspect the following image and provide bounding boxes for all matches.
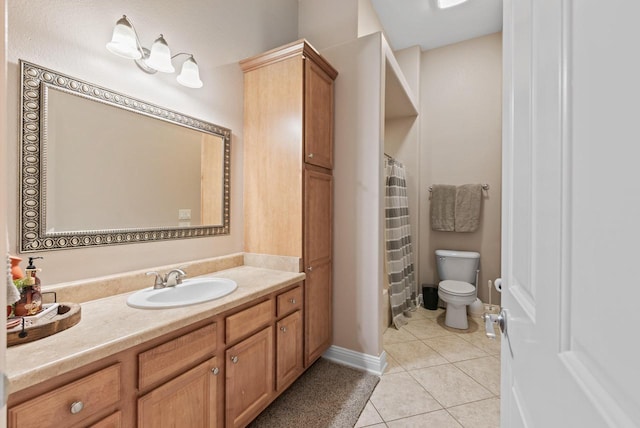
[14,256,43,317]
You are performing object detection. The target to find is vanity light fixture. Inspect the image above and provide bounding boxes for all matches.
[436,0,469,8]
[106,15,203,88]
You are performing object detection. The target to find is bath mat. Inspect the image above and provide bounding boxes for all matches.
[249,358,380,428]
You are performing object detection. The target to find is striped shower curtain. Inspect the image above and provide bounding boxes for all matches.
[385,158,421,329]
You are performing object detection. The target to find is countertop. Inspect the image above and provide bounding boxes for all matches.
[6,265,305,394]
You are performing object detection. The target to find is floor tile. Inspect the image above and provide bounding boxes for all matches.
[385,341,448,370]
[457,329,501,355]
[416,307,445,320]
[355,401,385,427]
[383,326,418,345]
[425,335,488,363]
[403,318,454,340]
[448,397,500,428]
[369,371,442,421]
[384,353,404,374]
[411,364,493,408]
[454,356,501,396]
[386,410,463,428]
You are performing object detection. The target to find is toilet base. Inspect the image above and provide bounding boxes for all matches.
[444,304,469,330]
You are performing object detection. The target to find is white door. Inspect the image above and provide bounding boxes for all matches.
[501,0,640,426]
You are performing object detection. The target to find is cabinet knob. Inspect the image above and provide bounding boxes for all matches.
[231,356,239,364]
[289,298,296,304]
[70,401,84,415]
[308,153,314,158]
[280,326,287,333]
[211,367,220,375]
[307,266,313,272]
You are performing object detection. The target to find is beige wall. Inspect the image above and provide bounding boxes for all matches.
[6,0,298,285]
[383,45,421,327]
[322,33,386,357]
[419,32,502,306]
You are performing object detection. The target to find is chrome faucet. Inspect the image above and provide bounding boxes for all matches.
[165,268,186,287]
[146,268,187,289]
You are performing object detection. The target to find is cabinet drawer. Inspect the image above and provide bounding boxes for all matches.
[139,322,217,390]
[276,286,302,317]
[89,411,122,428]
[8,364,120,428]
[226,299,273,344]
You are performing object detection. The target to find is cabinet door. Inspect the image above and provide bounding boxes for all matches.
[304,169,333,366]
[276,311,303,391]
[138,357,221,428]
[225,327,274,428]
[304,59,334,169]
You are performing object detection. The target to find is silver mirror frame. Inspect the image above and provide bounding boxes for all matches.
[19,60,231,252]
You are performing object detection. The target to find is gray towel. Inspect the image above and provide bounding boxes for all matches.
[455,184,482,232]
[430,185,456,231]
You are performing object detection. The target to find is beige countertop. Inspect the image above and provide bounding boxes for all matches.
[6,265,305,394]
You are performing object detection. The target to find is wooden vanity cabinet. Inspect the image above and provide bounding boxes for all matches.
[224,299,275,428]
[241,40,337,368]
[8,283,306,428]
[137,322,221,428]
[7,364,122,428]
[138,357,220,428]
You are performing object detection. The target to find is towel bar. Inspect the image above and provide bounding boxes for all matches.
[428,184,490,193]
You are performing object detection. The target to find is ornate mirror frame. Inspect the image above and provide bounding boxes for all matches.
[19,60,231,252]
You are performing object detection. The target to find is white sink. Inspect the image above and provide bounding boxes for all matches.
[126,277,238,309]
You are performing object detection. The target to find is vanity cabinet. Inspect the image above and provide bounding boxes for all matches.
[138,357,220,428]
[276,310,303,391]
[225,327,274,428]
[137,323,221,427]
[224,299,274,428]
[7,364,121,428]
[241,40,338,368]
[8,281,305,428]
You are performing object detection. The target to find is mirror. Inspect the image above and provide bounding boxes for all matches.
[19,61,231,252]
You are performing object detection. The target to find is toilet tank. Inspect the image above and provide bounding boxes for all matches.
[435,250,480,284]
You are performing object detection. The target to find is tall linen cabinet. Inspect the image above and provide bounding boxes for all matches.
[240,40,337,367]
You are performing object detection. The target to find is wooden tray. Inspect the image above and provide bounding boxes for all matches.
[7,302,81,347]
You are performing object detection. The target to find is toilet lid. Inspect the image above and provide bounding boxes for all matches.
[439,280,475,296]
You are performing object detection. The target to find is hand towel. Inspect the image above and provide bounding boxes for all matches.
[454,184,482,232]
[430,185,456,231]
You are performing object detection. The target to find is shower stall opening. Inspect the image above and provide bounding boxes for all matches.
[384,155,422,329]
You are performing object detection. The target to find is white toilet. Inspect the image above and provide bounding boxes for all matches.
[435,249,480,329]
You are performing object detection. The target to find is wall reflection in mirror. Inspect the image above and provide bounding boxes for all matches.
[19,61,231,252]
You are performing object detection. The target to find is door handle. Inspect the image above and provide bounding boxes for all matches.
[483,308,514,357]
[483,309,506,339]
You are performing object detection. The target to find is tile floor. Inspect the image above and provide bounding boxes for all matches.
[355,307,501,428]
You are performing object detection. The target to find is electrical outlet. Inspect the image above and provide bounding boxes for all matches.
[178,209,191,220]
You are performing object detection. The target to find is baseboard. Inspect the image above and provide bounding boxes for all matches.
[322,345,387,376]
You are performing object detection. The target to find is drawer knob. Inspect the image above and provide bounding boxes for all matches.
[231,356,239,364]
[280,326,287,333]
[211,367,220,375]
[289,298,296,304]
[308,153,314,158]
[70,401,84,415]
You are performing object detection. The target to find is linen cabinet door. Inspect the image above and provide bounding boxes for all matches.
[304,59,334,170]
[304,169,333,366]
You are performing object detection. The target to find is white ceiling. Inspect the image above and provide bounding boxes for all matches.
[371,0,503,51]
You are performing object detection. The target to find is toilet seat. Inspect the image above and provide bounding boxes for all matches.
[439,280,475,296]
